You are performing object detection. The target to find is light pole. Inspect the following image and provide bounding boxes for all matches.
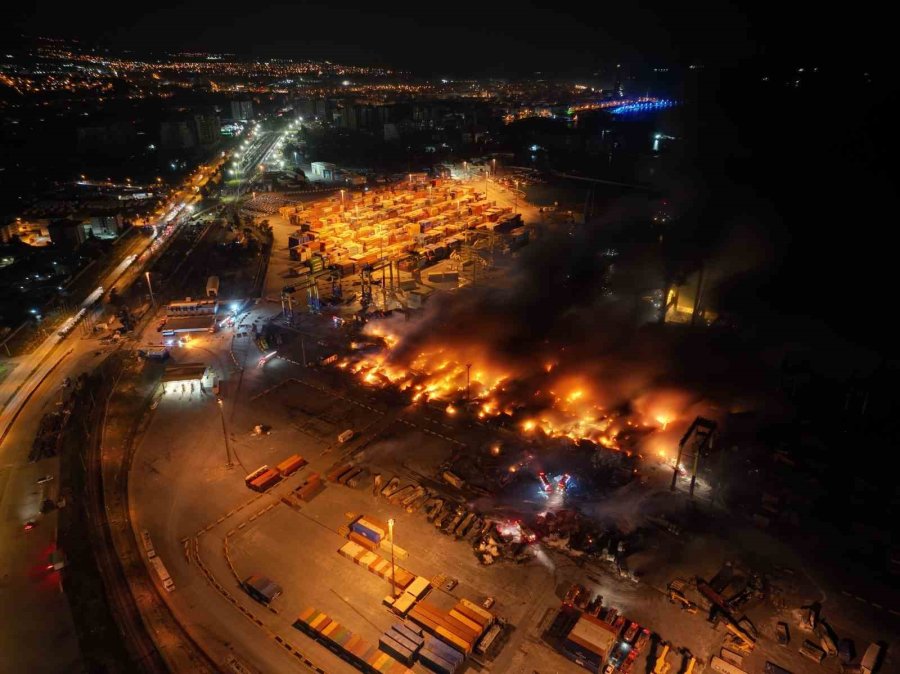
[146,271,156,309]
[217,397,233,468]
[513,180,519,215]
[340,189,345,210]
[463,161,467,179]
[388,518,396,597]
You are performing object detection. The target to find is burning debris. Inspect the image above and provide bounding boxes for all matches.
[334,217,775,466]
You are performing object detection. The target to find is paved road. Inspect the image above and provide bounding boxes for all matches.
[0,172,222,671]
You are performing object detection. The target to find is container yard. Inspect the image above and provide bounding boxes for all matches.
[276,179,524,308]
[126,173,897,674]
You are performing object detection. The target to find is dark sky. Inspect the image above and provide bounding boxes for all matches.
[9,1,889,75]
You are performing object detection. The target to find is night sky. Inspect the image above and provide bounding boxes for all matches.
[8,1,888,75]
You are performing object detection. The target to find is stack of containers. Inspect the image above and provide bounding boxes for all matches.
[419,634,465,674]
[407,601,476,655]
[385,575,431,615]
[378,623,424,665]
[293,608,414,674]
[248,468,280,492]
[337,541,415,590]
[295,472,323,501]
[351,517,385,547]
[454,599,494,631]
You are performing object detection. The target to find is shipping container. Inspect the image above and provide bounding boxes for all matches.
[419,649,457,674]
[861,643,882,674]
[387,627,421,653]
[276,454,307,476]
[249,469,281,492]
[405,576,431,600]
[459,598,494,626]
[710,656,749,674]
[379,634,415,665]
[449,609,484,636]
[424,636,464,667]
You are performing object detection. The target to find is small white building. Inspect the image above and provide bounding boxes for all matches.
[310,161,337,181]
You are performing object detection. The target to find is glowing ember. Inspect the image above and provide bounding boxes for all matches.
[334,304,709,457]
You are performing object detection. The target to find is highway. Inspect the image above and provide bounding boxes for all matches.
[0,116,279,669]
[0,156,225,671]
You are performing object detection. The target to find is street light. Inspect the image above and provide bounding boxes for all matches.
[145,271,156,309]
[388,518,396,597]
[340,189,345,209]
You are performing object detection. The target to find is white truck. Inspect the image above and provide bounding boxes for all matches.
[149,555,175,592]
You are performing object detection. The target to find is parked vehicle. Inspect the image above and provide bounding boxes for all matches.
[243,575,283,605]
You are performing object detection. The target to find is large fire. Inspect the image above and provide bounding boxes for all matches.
[338,317,696,458]
[330,219,764,461]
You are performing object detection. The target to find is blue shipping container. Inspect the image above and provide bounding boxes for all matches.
[419,649,457,674]
[386,629,420,654]
[393,623,424,647]
[425,636,464,666]
[350,522,382,543]
[395,622,423,639]
[379,635,414,665]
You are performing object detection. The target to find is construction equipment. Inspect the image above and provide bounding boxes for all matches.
[680,651,697,674]
[723,620,756,654]
[668,579,699,614]
[654,643,672,674]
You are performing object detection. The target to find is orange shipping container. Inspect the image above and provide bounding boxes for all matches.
[351,532,380,552]
[276,454,307,476]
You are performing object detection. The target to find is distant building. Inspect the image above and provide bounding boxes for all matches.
[160,119,196,150]
[192,114,221,145]
[230,99,254,121]
[342,104,376,131]
[310,162,337,181]
[48,219,87,251]
[614,64,625,98]
[88,214,125,238]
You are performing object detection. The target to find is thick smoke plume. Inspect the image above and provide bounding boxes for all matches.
[346,205,782,459]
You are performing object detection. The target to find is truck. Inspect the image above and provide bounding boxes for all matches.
[149,555,175,592]
[140,529,156,558]
[242,575,283,605]
[338,429,354,443]
[206,275,220,298]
